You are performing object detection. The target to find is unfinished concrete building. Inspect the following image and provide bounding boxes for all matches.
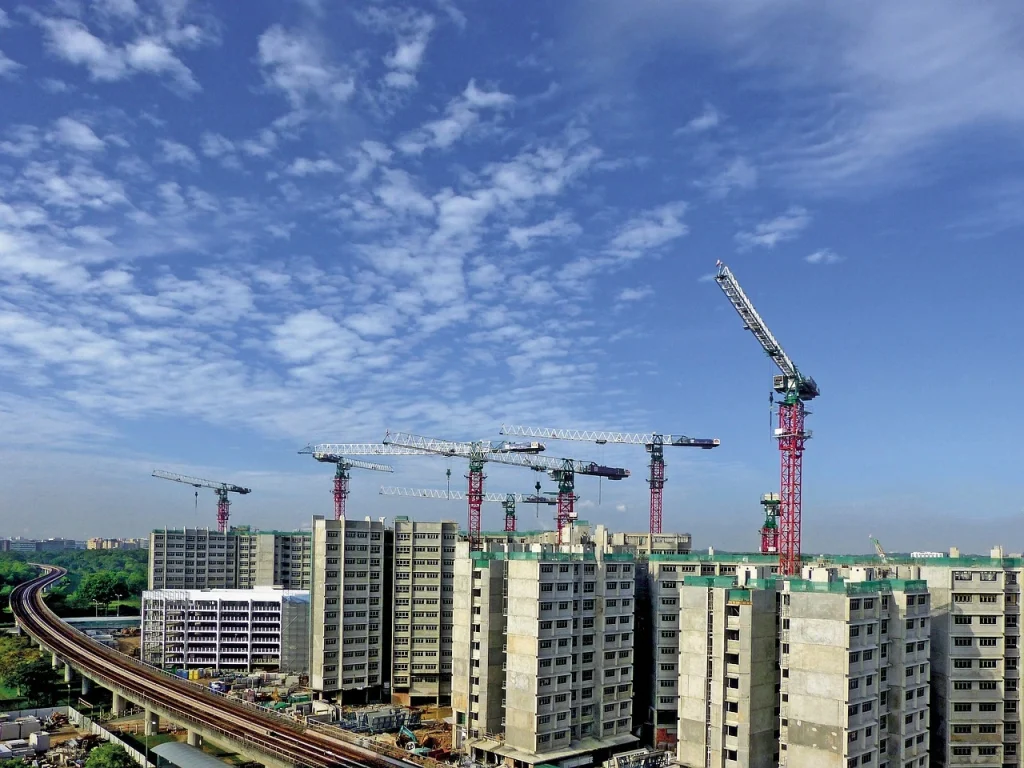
[920,548,1022,768]
[390,517,459,706]
[148,527,312,591]
[309,515,391,702]
[452,542,640,767]
[676,571,779,768]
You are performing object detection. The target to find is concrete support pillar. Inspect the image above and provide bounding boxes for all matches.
[51,652,59,669]
[111,691,126,717]
[81,677,92,695]
[38,640,45,651]
[64,662,73,683]
[144,709,159,736]
[186,730,202,748]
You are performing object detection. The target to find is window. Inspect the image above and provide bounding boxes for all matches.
[954,615,973,625]
[979,593,998,603]
[953,703,972,712]
[953,637,973,647]
[979,615,998,625]
[979,637,998,647]
[978,681,997,690]
[953,681,972,690]
[952,725,972,735]
[954,659,973,669]
[953,594,973,603]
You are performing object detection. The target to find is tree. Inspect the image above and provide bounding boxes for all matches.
[77,572,123,610]
[0,637,61,707]
[1,758,32,768]
[85,744,136,768]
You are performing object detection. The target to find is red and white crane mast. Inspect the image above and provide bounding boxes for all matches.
[299,444,427,520]
[151,470,251,533]
[713,261,819,576]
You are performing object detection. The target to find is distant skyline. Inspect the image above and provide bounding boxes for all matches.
[0,1,1021,553]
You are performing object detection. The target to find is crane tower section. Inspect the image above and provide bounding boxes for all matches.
[714,261,819,576]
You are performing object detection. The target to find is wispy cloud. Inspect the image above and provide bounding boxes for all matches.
[156,139,199,169]
[676,103,719,134]
[617,286,653,302]
[735,206,810,250]
[606,201,688,260]
[508,213,581,249]
[51,117,105,152]
[396,79,514,154]
[257,25,354,109]
[382,13,435,90]
[699,157,757,199]
[805,248,842,265]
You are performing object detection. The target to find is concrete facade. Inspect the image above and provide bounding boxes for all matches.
[390,517,459,706]
[676,573,779,768]
[452,543,639,767]
[148,528,311,591]
[140,588,310,673]
[309,516,390,701]
[920,551,1022,768]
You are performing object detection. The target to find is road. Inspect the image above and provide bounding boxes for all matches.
[10,565,413,768]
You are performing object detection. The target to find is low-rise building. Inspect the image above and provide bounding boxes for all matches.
[141,588,309,673]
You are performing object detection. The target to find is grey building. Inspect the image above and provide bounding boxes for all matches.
[390,516,459,706]
[309,516,391,702]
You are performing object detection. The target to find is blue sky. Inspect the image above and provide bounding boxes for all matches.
[0,0,1021,553]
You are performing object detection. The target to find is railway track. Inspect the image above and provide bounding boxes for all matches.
[10,566,413,768]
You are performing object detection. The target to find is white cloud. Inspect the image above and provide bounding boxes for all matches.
[97,0,139,19]
[617,286,653,302]
[0,50,20,78]
[0,9,9,27]
[606,201,688,260]
[397,79,514,154]
[41,19,127,81]
[508,213,581,249]
[383,14,435,90]
[375,169,435,217]
[38,16,202,93]
[51,117,105,152]
[735,206,811,250]
[257,25,354,109]
[0,126,39,158]
[156,139,199,169]
[805,248,843,265]
[200,132,234,158]
[677,103,720,134]
[286,157,342,176]
[701,157,757,199]
[125,38,199,92]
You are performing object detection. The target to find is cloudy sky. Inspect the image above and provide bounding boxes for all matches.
[0,0,1021,553]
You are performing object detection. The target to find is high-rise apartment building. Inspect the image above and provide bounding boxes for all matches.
[919,550,1022,768]
[390,517,459,706]
[452,543,640,767]
[677,572,779,768]
[148,527,311,590]
[309,516,391,702]
[141,588,309,673]
[780,570,930,768]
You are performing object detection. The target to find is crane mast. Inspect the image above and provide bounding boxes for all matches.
[501,425,719,536]
[714,261,819,576]
[151,470,251,533]
[382,431,627,546]
[299,445,409,520]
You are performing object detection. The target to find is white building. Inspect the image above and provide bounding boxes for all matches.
[141,588,309,673]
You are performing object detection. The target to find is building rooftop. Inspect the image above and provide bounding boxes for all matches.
[144,588,310,599]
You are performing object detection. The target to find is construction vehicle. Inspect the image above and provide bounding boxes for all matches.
[151,470,251,533]
[298,444,432,520]
[382,431,629,545]
[379,485,567,531]
[714,260,820,576]
[500,426,719,536]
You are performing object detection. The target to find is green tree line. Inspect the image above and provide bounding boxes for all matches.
[0,635,62,707]
[0,550,149,617]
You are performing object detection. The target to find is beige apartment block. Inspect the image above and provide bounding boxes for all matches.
[676,572,779,768]
[390,517,459,706]
[919,550,1023,768]
[780,569,930,768]
[309,516,390,701]
[149,527,312,591]
[452,543,640,767]
[149,528,237,590]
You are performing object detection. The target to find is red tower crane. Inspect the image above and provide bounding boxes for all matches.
[378,486,564,532]
[500,426,719,536]
[382,431,628,546]
[298,444,429,520]
[714,261,820,575]
[151,470,251,533]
